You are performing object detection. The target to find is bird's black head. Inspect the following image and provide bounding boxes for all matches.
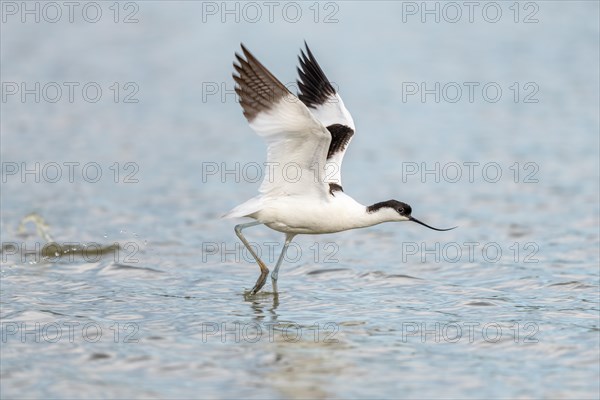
[395,201,412,217]
[367,199,411,216]
[367,199,456,231]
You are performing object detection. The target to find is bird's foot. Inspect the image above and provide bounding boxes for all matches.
[250,261,269,294]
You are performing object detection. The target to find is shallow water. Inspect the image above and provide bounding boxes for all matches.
[1,1,599,399]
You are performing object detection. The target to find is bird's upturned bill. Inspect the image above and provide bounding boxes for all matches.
[408,216,457,231]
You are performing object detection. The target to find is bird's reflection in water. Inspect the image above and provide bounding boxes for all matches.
[241,288,355,399]
[244,288,279,324]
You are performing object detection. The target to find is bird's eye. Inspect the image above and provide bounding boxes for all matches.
[398,208,404,214]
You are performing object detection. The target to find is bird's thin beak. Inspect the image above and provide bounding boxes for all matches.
[408,216,457,231]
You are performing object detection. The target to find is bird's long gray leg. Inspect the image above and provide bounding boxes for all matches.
[271,234,296,291]
[234,221,268,294]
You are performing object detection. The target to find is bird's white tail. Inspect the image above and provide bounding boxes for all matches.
[221,197,263,219]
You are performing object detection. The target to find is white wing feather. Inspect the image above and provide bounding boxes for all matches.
[250,95,332,198]
[231,44,332,201]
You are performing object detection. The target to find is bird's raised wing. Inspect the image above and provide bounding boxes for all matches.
[297,43,356,188]
[233,44,332,198]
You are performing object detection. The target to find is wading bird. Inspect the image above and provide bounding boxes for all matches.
[224,43,455,294]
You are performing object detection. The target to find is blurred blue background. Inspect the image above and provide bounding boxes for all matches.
[1,1,599,398]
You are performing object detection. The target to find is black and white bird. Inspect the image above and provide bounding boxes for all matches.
[224,43,455,294]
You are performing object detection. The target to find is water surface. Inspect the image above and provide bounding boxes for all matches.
[1,2,599,398]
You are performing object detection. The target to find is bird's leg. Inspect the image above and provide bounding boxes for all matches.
[234,221,268,294]
[271,234,296,288]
